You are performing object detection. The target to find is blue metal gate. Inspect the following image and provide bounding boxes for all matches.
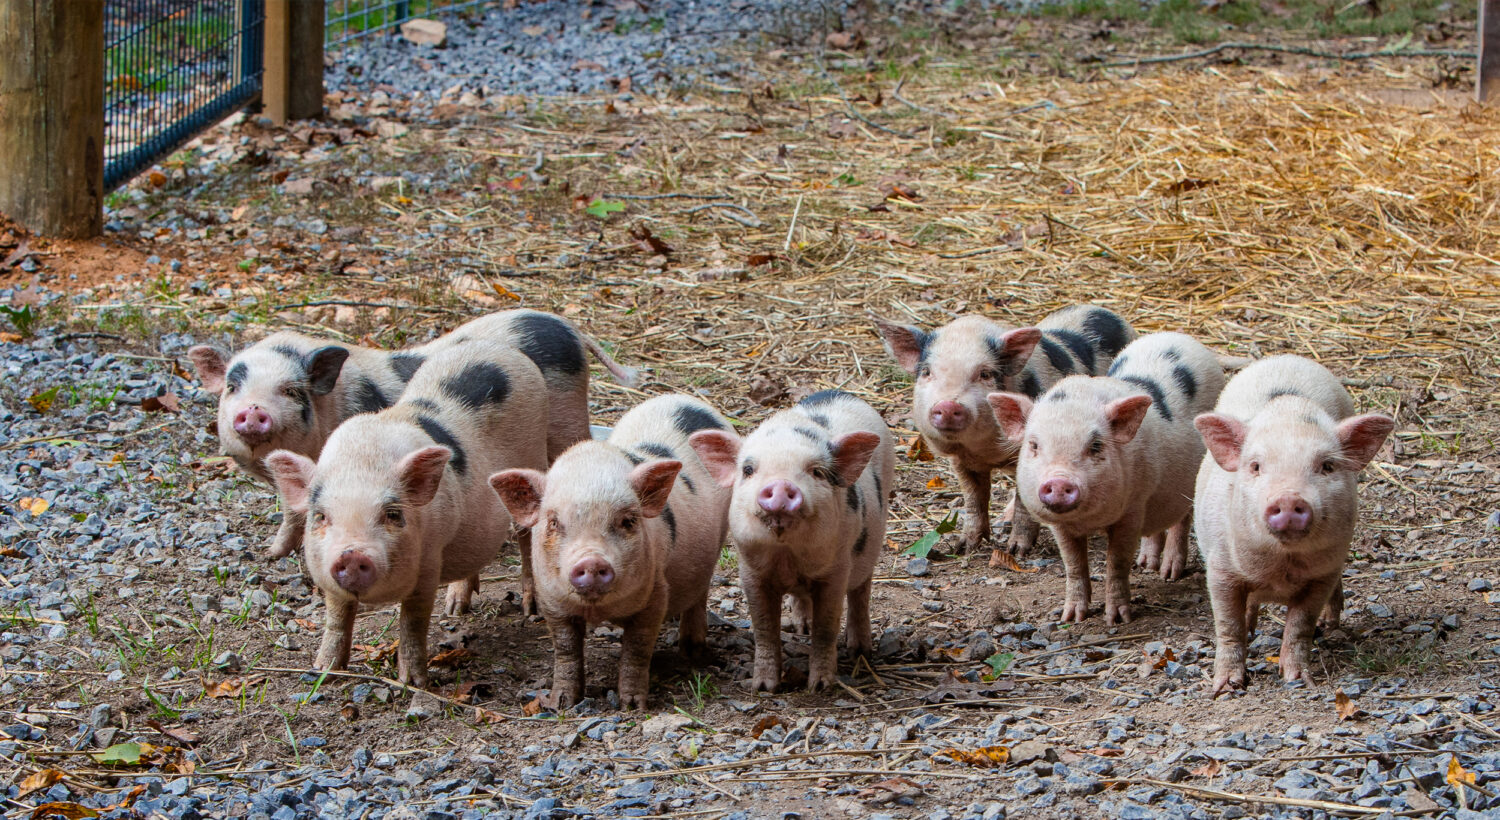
[104,0,265,190]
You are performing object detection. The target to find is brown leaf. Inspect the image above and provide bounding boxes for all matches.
[854,776,922,803]
[450,681,493,704]
[907,435,935,462]
[751,714,787,739]
[2,239,33,269]
[140,392,180,414]
[920,669,1015,704]
[746,253,779,267]
[30,803,99,820]
[206,675,265,698]
[879,179,922,201]
[1164,178,1217,196]
[521,697,543,717]
[18,768,66,797]
[825,31,864,50]
[935,746,1011,768]
[926,476,947,489]
[339,703,359,721]
[105,785,147,811]
[1149,647,1177,670]
[990,550,1038,573]
[428,647,473,668]
[146,719,199,746]
[1190,759,1222,778]
[1335,691,1363,721]
[475,706,508,724]
[630,225,674,255]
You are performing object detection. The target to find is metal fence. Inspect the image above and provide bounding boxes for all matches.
[104,0,265,190]
[326,0,496,46]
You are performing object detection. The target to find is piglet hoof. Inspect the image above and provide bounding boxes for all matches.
[313,650,345,672]
[1317,609,1341,632]
[543,686,580,712]
[1136,548,1160,573]
[1104,600,1132,626]
[1059,599,1090,624]
[1279,656,1309,684]
[1158,554,1185,582]
[266,532,297,560]
[960,524,987,555]
[619,690,649,711]
[1210,671,1246,699]
[807,670,835,692]
[749,673,779,693]
[397,665,429,691]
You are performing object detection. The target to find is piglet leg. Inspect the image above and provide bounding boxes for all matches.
[443,575,479,616]
[1056,531,1092,623]
[807,578,846,692]
[396,588,436,689]
[316,594,356,672]
[1280,578,1337,684]
[678,594,709,660]
[519,527,538,617]
[744,575,784,693]
[268,508,305,559]
[1103,520,1141,625]
[1208,573,1249,698]
[545,615,586,710]
[955,464,991,554]
[618,595,668,710]
[1318,579,1344,631]
[1158,510,1191,582]
[844,578,874,661]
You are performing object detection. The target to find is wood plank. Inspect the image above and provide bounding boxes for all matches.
[262,0,323,124]
[0,0,104,237]
[1483,0,1500,103]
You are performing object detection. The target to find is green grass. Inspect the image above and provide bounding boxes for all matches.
[1032,0,1470,44]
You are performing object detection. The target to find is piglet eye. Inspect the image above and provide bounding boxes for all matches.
[547,513,565,537]
[224,383,238,394]
[1321,460,1337,475]
[812,466,836,483]
[311,511,326,525]
[385,508,404,527]
[1248,461,1261,475]
[618,514,638,533]
[741,462,755,478]
[978,369,997,382]
[917,363,931,378]
[1028,440,1038,455]
[1089,439,1105,456]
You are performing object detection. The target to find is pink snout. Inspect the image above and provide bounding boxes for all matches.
[331,550,377,595]
[1266,495,1313,537]
[233,405,274,444]
[569,557,615,596]
[929,400,971,433]
[758,480,803,515]
[1039,478,1080,513]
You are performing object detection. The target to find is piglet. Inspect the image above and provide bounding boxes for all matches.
[264,340,548,688]
[1193,355,1393,696]
[988,332,1224,624]
[690,390,893,692]
[490,395,730,710]
[874,304,1134,565]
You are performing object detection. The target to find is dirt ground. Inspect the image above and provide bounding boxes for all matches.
[3,10,1499,818]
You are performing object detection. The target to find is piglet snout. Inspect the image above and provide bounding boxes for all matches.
[331,550,378,595]
[1039,478,1080,513]
[569,557,615,596]
[929,401,970,433]
[233,405,274,444]
[758,480,803,515]
[1265,495,1312,538]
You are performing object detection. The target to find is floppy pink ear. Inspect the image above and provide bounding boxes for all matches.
[1194,414,1245,472]
[996,328,1042,376]
[871,317,929,375]
[489,469,546,528]
[629,460,682,518]
[188,346,228,392]
[264,450,316,512]
[1105,395,1153,444]
[1337,414,1395,471]
[830,432,882,486]
[688,430,742,489]
[986,392,1033,441]
[397,446,451,506]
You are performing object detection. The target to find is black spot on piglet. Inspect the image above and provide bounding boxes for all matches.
[350,378,390,414]
[673,404,724,436]
[513,313,585,379]
[1120,375,1172,422]
[390,353,425,383]
[441,362,512,411]
[415,415,467,475]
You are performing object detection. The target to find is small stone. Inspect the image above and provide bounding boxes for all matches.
[400,18,447,47]
[1367,603,1394,619]
[1468,578,1492,592]
[906,557,930,577]
[89,704,112,728]
[883,724,911,745]
[639,712,694,740]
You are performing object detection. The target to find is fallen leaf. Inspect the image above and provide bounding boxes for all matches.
[28,386,60,413]
[147,170,168,188]
[751,714,787,738]
[0,331,21,343]
[521,697,543,717]
[746,253,779,267]
[1447,755,1476,788]
[429,647,474,668]
[30,803,99,820]
[475,706,508,724]
[17,497,50,516]
[919,668,1015,704]
[935,745,1011,768]
[926,476,947,489]
[0,547,24,557]
[907,435,935,462]
[825,30,864,50]
[990,550,1037,573]
[630,224,674,255]
[450,681,492,704]
[206,675,264,698]
[291,618,318,631]
[355,642,399,662]
[18,768,66,797]
[339,703,359,721]
[94,742,152,766]
[1149,647,1178,670]
[854,776,922,804]
[105,785,146,811]
[1190,759,1222,778]
[146,719,199,746]
[492,283,523,302]
[140,392,180,414]
[1335,691,1362,721]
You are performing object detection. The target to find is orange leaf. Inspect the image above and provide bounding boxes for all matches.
[206,675,264,698]
[522,697,543,717]
[428,647,473,668]
[1190,759,1222,778]
[18,768,66,798]
[105,785,147,811]
[751,714,787,739]
[491,283,523,302]
[934,746,1010,768]
[926,476,947,489]
[1334,691,1362,722]
[907,436,935,462]
[141,393,181,414]
[474,706,507,724]
[18,497,50,516]
[30,803,99,820]
[1447,755,1476,788]
[990,550,1037,573]
[1150,647,1177,670]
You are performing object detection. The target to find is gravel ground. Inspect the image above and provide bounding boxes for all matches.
[324,0,850,99]
[3,306,1500,819]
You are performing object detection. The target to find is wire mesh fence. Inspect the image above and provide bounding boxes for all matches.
[104,0,264,190]
[326,0,497,46]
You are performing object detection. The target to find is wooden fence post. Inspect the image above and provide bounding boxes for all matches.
[0,0,104,238]
[263,0,325,124]
[1482,0,1500,103]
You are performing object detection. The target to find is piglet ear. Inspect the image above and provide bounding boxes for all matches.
[996,328,1042,377]
[688,430,742,489]
[305,346,351,396]
[397,446,451,506]
[986,392,1033,441]
[831,432,882,487]
[871,316,929,375]
[264,450,316,512]
[630,460,682,518]
[1106,394,1153,444]
[489,469,546,528]
[1194,413,1246,472]
[188,346,229,393]
[1336,413,1394,471]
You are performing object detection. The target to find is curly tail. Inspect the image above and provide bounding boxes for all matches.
[580,333,641,388]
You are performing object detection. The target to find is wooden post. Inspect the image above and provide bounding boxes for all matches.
[263,0,325,123]
[0,0,104,238]
[1482,0,1500,103]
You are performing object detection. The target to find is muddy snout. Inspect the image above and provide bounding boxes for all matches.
[569,556,615,597]
[756,479,803,530]
[928,400,971,434]
[233,404,274,446]
[1265,494,1313,539]
[1038,477,1081,514]
[330,549,378,595]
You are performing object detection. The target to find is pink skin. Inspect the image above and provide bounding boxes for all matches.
[1195,398,1394,697]
[691,399,891,694]
[873,315,1042,564]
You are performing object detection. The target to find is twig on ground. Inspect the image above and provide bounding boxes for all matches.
[1098,42,1475,69]
[1109,777,1386,815]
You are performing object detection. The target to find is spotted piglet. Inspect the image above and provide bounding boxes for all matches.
[873,305,1134,565]
[490,396,730,710]
[1193,356,1393,696]
[263,339,548,688]
[689,391,893,693]
[988,332,1224,624]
